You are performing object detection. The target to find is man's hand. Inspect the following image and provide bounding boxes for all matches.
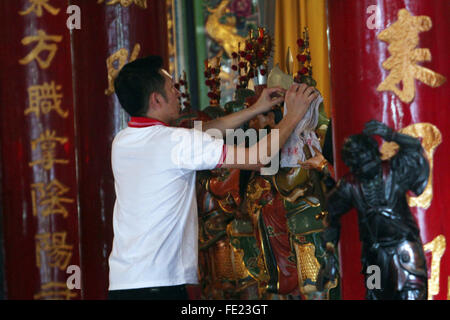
[285,83,318,122]
[202,87,284,135]
[363,120,394,141]
[250,87,285,114]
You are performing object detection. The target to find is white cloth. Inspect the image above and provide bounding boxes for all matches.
[280,93,323,167]
[108,125,225,290]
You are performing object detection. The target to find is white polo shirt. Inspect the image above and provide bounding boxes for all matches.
[108,117,226,290]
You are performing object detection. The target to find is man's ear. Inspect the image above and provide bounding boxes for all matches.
[149,92,162,110]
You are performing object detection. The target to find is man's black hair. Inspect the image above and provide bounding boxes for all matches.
[114,55,167,117]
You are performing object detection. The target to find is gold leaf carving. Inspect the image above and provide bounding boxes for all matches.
[380,123,441,209]
[377,9,446,103]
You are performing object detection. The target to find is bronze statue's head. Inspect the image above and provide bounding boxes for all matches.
[342,134,381,180]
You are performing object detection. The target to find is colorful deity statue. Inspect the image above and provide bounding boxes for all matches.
[182,31,275,299]
[196,167,260,299]
[228,29,340,300]
[178,27,341,300]
[228,101,340,299]
[175,73,260,299]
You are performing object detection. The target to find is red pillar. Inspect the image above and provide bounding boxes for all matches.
[328,0,449,299]
[70,0,168,300]
[0,0,81,299]
[0,0,168,299]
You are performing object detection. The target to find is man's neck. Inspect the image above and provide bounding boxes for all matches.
[145,113,170,124]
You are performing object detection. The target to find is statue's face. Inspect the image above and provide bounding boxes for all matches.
[342,135,382,180]
[249,111,276,130]
[349,148,381,180]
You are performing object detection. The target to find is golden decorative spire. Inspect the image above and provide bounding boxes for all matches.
[286,47,294,76]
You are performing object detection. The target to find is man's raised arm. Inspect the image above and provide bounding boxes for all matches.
[202,87,285,135]
[221,83,318,171]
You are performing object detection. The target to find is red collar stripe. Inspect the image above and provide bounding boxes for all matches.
[128,117,169,128]
[215,144,228,169]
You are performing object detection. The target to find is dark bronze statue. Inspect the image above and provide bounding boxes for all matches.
[317,120,429,300]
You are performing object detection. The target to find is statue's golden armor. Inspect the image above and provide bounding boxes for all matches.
[197,169,259,299]
[229,124,340,300]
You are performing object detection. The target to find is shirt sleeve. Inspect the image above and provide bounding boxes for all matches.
[169,127,226,171]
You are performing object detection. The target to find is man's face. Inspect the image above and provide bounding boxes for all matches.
[159,69,182,121]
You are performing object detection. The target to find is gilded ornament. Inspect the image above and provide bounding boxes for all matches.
[213,240,249,280]
[31,178,74,218]
[286,47,294,75]
[105,44,141,95]
[19,30,62,70]
[24,81,68,119]
[424,235,446,300]
[35,232,73,270]
[97,0,147,9]
[205,0,246,59]
[380,123,441,209]
[294,242,320,284]
[19,0,60,17]
[34,282,78,300]
[267,65,293,90]
[377,9,446,103]
[448,277,450,300]
[29,130,69,170]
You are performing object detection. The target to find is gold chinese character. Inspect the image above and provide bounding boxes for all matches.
[105,43,141,95]
[424,235,446,300]
[29,130,69,170]
[448,277,450,300]
[19,0,60,17]
[34,282,77,300]
[97,0,148,9]
[19,30,62,69]
[31,179,74,218]
[36,232,73,270]
[380,123,441,209]
[24,81,68,118]
[377,9,446,103]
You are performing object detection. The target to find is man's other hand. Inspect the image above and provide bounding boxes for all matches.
[251,87,285,113]
[285,83,318,122]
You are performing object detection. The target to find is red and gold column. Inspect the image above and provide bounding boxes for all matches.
[70,0,168,299]
[0,0,81,299]
[0,0,168,299]
[328,0,449,299]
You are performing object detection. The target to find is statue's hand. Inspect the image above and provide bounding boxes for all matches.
[316,249,339,291]
[298,146,327,171]
[363,120,394,141]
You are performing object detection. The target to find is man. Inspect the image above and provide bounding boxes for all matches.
[108,55,318,299]
[316,120,429,300]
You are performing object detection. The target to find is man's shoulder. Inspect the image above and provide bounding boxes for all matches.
[114,125,190,139]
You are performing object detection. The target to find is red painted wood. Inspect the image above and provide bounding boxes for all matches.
[0,0,168,299]
[328,0,450,299]
[70,0,168,299]
[0,0,81,299]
